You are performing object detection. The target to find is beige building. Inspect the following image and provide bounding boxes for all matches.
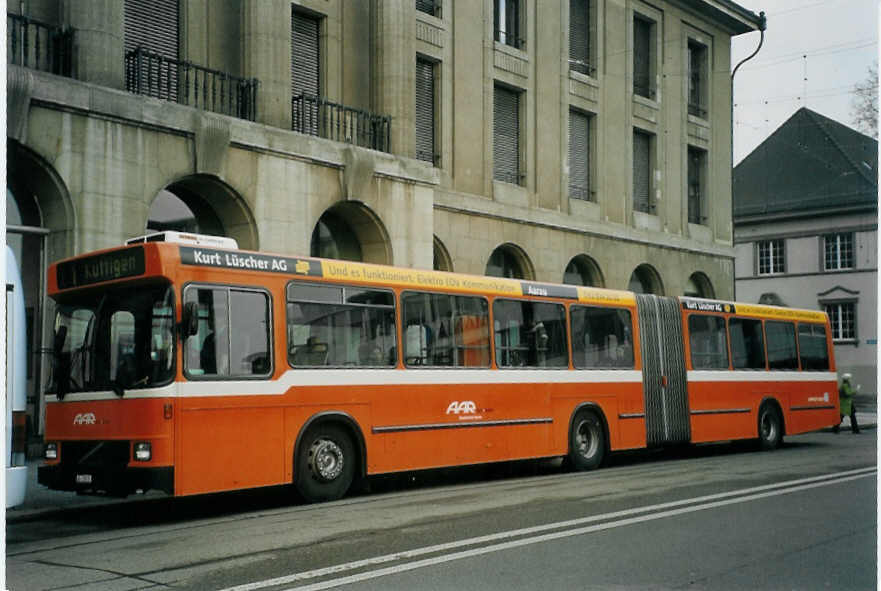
[7,0,761,441]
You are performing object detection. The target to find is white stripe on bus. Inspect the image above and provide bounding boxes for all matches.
[44,369,837,402]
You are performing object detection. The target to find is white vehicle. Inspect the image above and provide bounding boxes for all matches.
[6,246,28,507]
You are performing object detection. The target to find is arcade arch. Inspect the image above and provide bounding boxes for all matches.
[485,243,534,280]
[310,202,392,265]
[628,264,664,295]
[563,254,604,287]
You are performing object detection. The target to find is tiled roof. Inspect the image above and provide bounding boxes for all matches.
[733,108,877,219]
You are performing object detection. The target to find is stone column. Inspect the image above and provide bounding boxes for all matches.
[242,0,291,129]
[65,0,124,89]
[374,0,415,158]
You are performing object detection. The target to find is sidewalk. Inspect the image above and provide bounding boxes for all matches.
[8,410,875,523]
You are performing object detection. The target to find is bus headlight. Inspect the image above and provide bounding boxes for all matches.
[44,442,58,460]
[133,442,152,462]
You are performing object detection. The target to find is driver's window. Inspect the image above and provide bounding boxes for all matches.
[109,311,135,383]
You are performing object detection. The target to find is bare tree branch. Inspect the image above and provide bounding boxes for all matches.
[850,62,878,137]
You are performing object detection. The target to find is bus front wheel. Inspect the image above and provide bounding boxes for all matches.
[568,410,605,471]
[295,424,356,503]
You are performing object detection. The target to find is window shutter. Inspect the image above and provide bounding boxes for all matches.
[633,131,651,213]
[291,11,320,98]
[569,110,590,200]
[124,0,179,100]
[569,0,590,74]
[415,58,436,165]
[124,0,178,58]
[494,86,520,184]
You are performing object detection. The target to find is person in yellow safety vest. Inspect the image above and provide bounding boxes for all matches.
[833,373,861,434]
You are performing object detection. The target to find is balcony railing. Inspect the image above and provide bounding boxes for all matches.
[292,94,391,153]
[7,13,73,76]
[125,47,258,121]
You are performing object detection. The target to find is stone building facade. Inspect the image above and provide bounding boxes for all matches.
[7,0,761,439]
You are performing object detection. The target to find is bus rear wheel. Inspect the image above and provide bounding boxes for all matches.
[757,404,783,451]
[295,424,356,503]
[568,410,605,471]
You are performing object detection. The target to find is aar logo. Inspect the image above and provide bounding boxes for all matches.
[446,401,477,415]
[73,412,97,425]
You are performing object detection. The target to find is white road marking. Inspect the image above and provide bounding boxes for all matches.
[218,467,875,591]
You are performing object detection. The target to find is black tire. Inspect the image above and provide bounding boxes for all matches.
[568,410,605,470]
[295,423,356,503]
[757,404,783,451]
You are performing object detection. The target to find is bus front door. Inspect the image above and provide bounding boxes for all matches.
[636,295,690,447]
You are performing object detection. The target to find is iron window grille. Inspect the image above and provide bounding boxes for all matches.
[292,94,392,153]
[125,48,258,121]
[7,12,73,76]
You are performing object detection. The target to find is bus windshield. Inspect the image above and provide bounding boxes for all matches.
[50,282,175,396]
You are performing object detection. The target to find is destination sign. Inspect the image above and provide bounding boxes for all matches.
[681,299,734,314]
[179,247,322,277]
[57,247,146,289]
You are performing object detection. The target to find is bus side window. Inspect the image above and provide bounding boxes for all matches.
[729,317,765,370]
[798,323,830,370]
[571,305,634,369]
[687,314,728,369]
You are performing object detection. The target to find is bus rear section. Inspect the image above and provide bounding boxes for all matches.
[38,244,177,495]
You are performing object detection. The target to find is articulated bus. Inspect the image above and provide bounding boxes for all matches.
[39,233,839,502]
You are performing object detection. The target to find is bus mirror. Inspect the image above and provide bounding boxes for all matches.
[183,302,199,337]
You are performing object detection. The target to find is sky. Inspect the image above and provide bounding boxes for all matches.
[730,0,879,164]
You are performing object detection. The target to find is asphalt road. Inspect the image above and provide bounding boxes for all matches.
[7,429,876,591]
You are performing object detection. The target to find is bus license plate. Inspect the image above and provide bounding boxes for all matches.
[75,474,92,484]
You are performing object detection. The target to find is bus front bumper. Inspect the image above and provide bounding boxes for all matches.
[38,463,173,497]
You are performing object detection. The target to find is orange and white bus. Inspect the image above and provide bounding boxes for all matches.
[39,233,839,502]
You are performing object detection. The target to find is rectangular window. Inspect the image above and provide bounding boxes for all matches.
[729,317,765,370]
[416,0,441,18]
[184,286,272,378]
[494,85,522,185]
[824,233,854,270]
[292,9,321,134]
[494,300,568,368]
[494,0,523,49]
[825,302,856,342]
[633,15,654,99]
[687,147,706,224]
[569,0,594,76]
[765,321,798,370]
[415,57,438,166]
[798,323,830,370]
[286,283,396,367]
[688,314,728,369]
[757,240,785,275]
[571,306,634,369]
[633,129,653,213]
[569,109,592,201]
[402,292,490,367]
[687,40,707,118]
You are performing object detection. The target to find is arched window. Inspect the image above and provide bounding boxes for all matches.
[563,255,604,287]
[311,210,363,261]
[628,264,664,295]
[685,272,715,299]
[485,244,533,279]
[433,236,453,271]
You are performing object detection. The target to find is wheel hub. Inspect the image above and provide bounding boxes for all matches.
[576,419,598,458]
[308,438,344,482]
